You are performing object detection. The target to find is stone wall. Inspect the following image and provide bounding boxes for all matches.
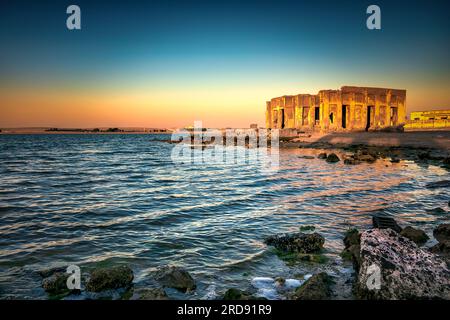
[266,86,406,132]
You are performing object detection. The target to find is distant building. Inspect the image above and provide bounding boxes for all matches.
[405,110,450,130]
[410,110,450,121]
[249,124,258,129]
[266,86,406,132]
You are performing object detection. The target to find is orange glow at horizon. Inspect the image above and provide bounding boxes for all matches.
[1,83,450,128]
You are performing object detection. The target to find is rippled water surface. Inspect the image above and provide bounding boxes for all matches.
[0,134,449,299]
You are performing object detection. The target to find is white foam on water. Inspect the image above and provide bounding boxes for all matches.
[251,276,307,300]
[202,284,217,300]
[283,278,302,289]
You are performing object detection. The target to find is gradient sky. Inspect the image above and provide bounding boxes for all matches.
[1,0,449,128]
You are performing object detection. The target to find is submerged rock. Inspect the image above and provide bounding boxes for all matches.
[372,215,402,233]
[293,272,333,300]
[265,232,325,254]
[355,154,376,163]
[222,288,265,300]
[344,158,361,165]
[299,225,316,232]
[154,266,196,292]
[325,153,340,163]
[86,265,134,292]
[433,224,450,243]
[400,226,429,245]
[426,207,446,215]
[356,228,450,299]
[426,180,450,189]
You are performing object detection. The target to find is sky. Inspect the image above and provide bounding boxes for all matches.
[0,0,449,128]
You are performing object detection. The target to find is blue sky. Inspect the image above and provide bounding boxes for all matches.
[1,0,449,127]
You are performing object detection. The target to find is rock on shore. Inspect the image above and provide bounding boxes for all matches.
[356,228,450,299]
[431,224,450,263]
[265,232,325,254]
[400,226,429,245]
[433,224,450,243]
[341,228,361,271]
[293,272,333,300]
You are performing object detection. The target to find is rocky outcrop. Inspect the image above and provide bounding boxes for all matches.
[86,265,134,292]
[293,273,333,300]
[343,149,379,165]
[356,228,450,299]
[265,232,325,254]
[400,226,429,245]
[325,153,340,163]
[154,266,196,292]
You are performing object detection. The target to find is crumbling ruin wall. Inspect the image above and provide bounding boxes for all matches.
[266,86,406,132]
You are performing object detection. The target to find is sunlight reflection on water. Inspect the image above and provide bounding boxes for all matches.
[0,134,448,299]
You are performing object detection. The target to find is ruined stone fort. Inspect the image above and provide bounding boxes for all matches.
[266,86,406,131]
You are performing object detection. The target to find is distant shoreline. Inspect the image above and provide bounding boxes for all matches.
[0,131,171,135]
[0,128,173,134]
